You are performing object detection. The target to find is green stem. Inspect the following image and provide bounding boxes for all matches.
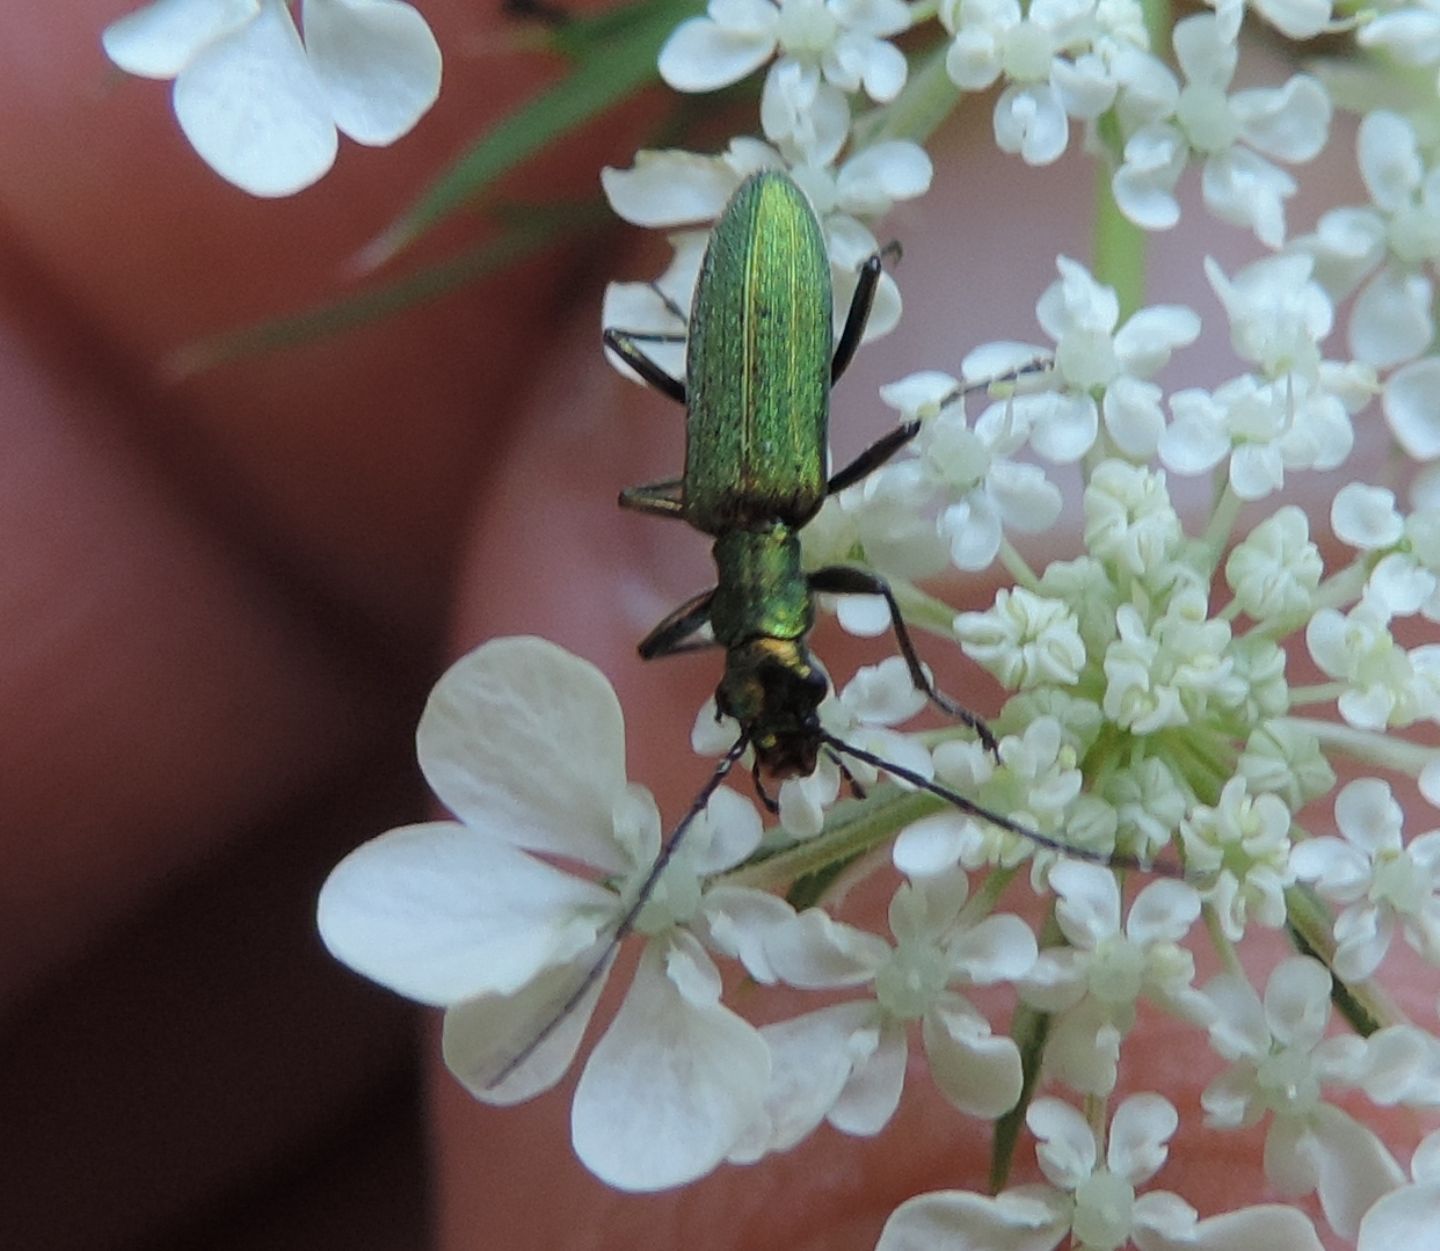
[718,786,943,892]
[1284,716,1440,779]
[1284,885,1395,1036]
[1092,170,1147,318]
[850,39,961,151]
[1286,682,1347,707]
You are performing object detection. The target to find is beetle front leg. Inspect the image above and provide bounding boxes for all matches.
[807,565,1000,756]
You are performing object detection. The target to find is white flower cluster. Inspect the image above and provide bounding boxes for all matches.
[102,0,440,195]
[300,0,1440,1244]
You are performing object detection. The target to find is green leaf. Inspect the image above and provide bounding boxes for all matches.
[362,0,701,267]
[166,200,604,377]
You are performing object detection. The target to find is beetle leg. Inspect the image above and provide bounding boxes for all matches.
[637,588,718,659]
[602,328,687,405]
[619,478,686,518]
[830,252,884,385]
[807,565,1001,757]
[825,419,921,495]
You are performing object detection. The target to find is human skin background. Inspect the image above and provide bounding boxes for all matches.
[0,2,1428,1248]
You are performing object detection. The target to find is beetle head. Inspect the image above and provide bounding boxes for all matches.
[716,638,828,779]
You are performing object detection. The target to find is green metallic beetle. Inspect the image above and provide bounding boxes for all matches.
[486,172,1137,1088]
[605,169,993,790]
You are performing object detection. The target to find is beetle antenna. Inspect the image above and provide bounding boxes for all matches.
[819,731,1183,879]
[486,735,749,1088]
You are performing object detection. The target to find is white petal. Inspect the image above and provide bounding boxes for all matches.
[894,812,971,876]
[878,1186,1071,1251]
[1201,147,1294,248]
[1125,879,1201,944]
[572,933,769,1190]
[1026,391,1099,462]
[1029,1096,1098,1188]
[1358,1182,1440,1251]
[1384,357,1440,460]
[302,0,441,145]
[600,150,743,226]
[1263,956,1331,1049]
[836,140,933,213]
[1358,110,1421,210]
[923,999,1023,1117]
[829,1016,908,1134]
[104,0,260,77]
[698,884,795,983]
[442,958,607,1105]
[741,1002,875,1156]
[1332,483,1404,550]
[317,821,614,1004]
[1232,75,1331,163]
[1350,267,1434,369]
[948,913,1038,983]
[1103,377,1166,459]
[1113,305,1202,376]
[173,0,338,197]
[1184,1205,1325,1251]
[1306,1103,1407,1240]
[994,82,1070,166]
[416,636,631,873]
[767,908,891,986]
[1106,1092,1178,1184]
[657,14,775,91]
[1051,859,1121,948]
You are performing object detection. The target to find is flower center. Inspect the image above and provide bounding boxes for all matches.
[1089,936,1146,1005]
[1001,23,1055,82]
[1255,1046,1321,1115]
[634,861,703,934]
[874,944,949,1019]
[1176,84,1239,154]
[1371,848,1427,917]
[1057,328,1120,390]
[777,0,840,56]
[1071,1168,1137,1251]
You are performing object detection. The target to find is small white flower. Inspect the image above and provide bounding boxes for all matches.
[1111,14,1330,245]
[854,368,1065,577]
[940,0,1121,166]
[1307,601,1440,729]
[908,718,1107,871]
[659,0,911,105]
[1103,755,1190,862]
[971,257,1199,461]
[955,586,1086,689]
[1162,371,1357,502]
[318,637,773,1192]
[1018,861,1210,1094]
[1180,775,1294,942]
[1225,505,1323,623]
[1292,113,1440,370]
[1202,957,1404,1240]
[745,869,1035,1153]
[876,1093,1326,1251]
[1102,586,1247,735]
[1359,0,1440,76]
[1291,778,1440,980]
[1237,720,1337,812]
[103,0,441,196]
[1082,460,1183,578]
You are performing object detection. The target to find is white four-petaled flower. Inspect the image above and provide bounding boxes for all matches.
[103,0,441,195]
[317,637,777,1192]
